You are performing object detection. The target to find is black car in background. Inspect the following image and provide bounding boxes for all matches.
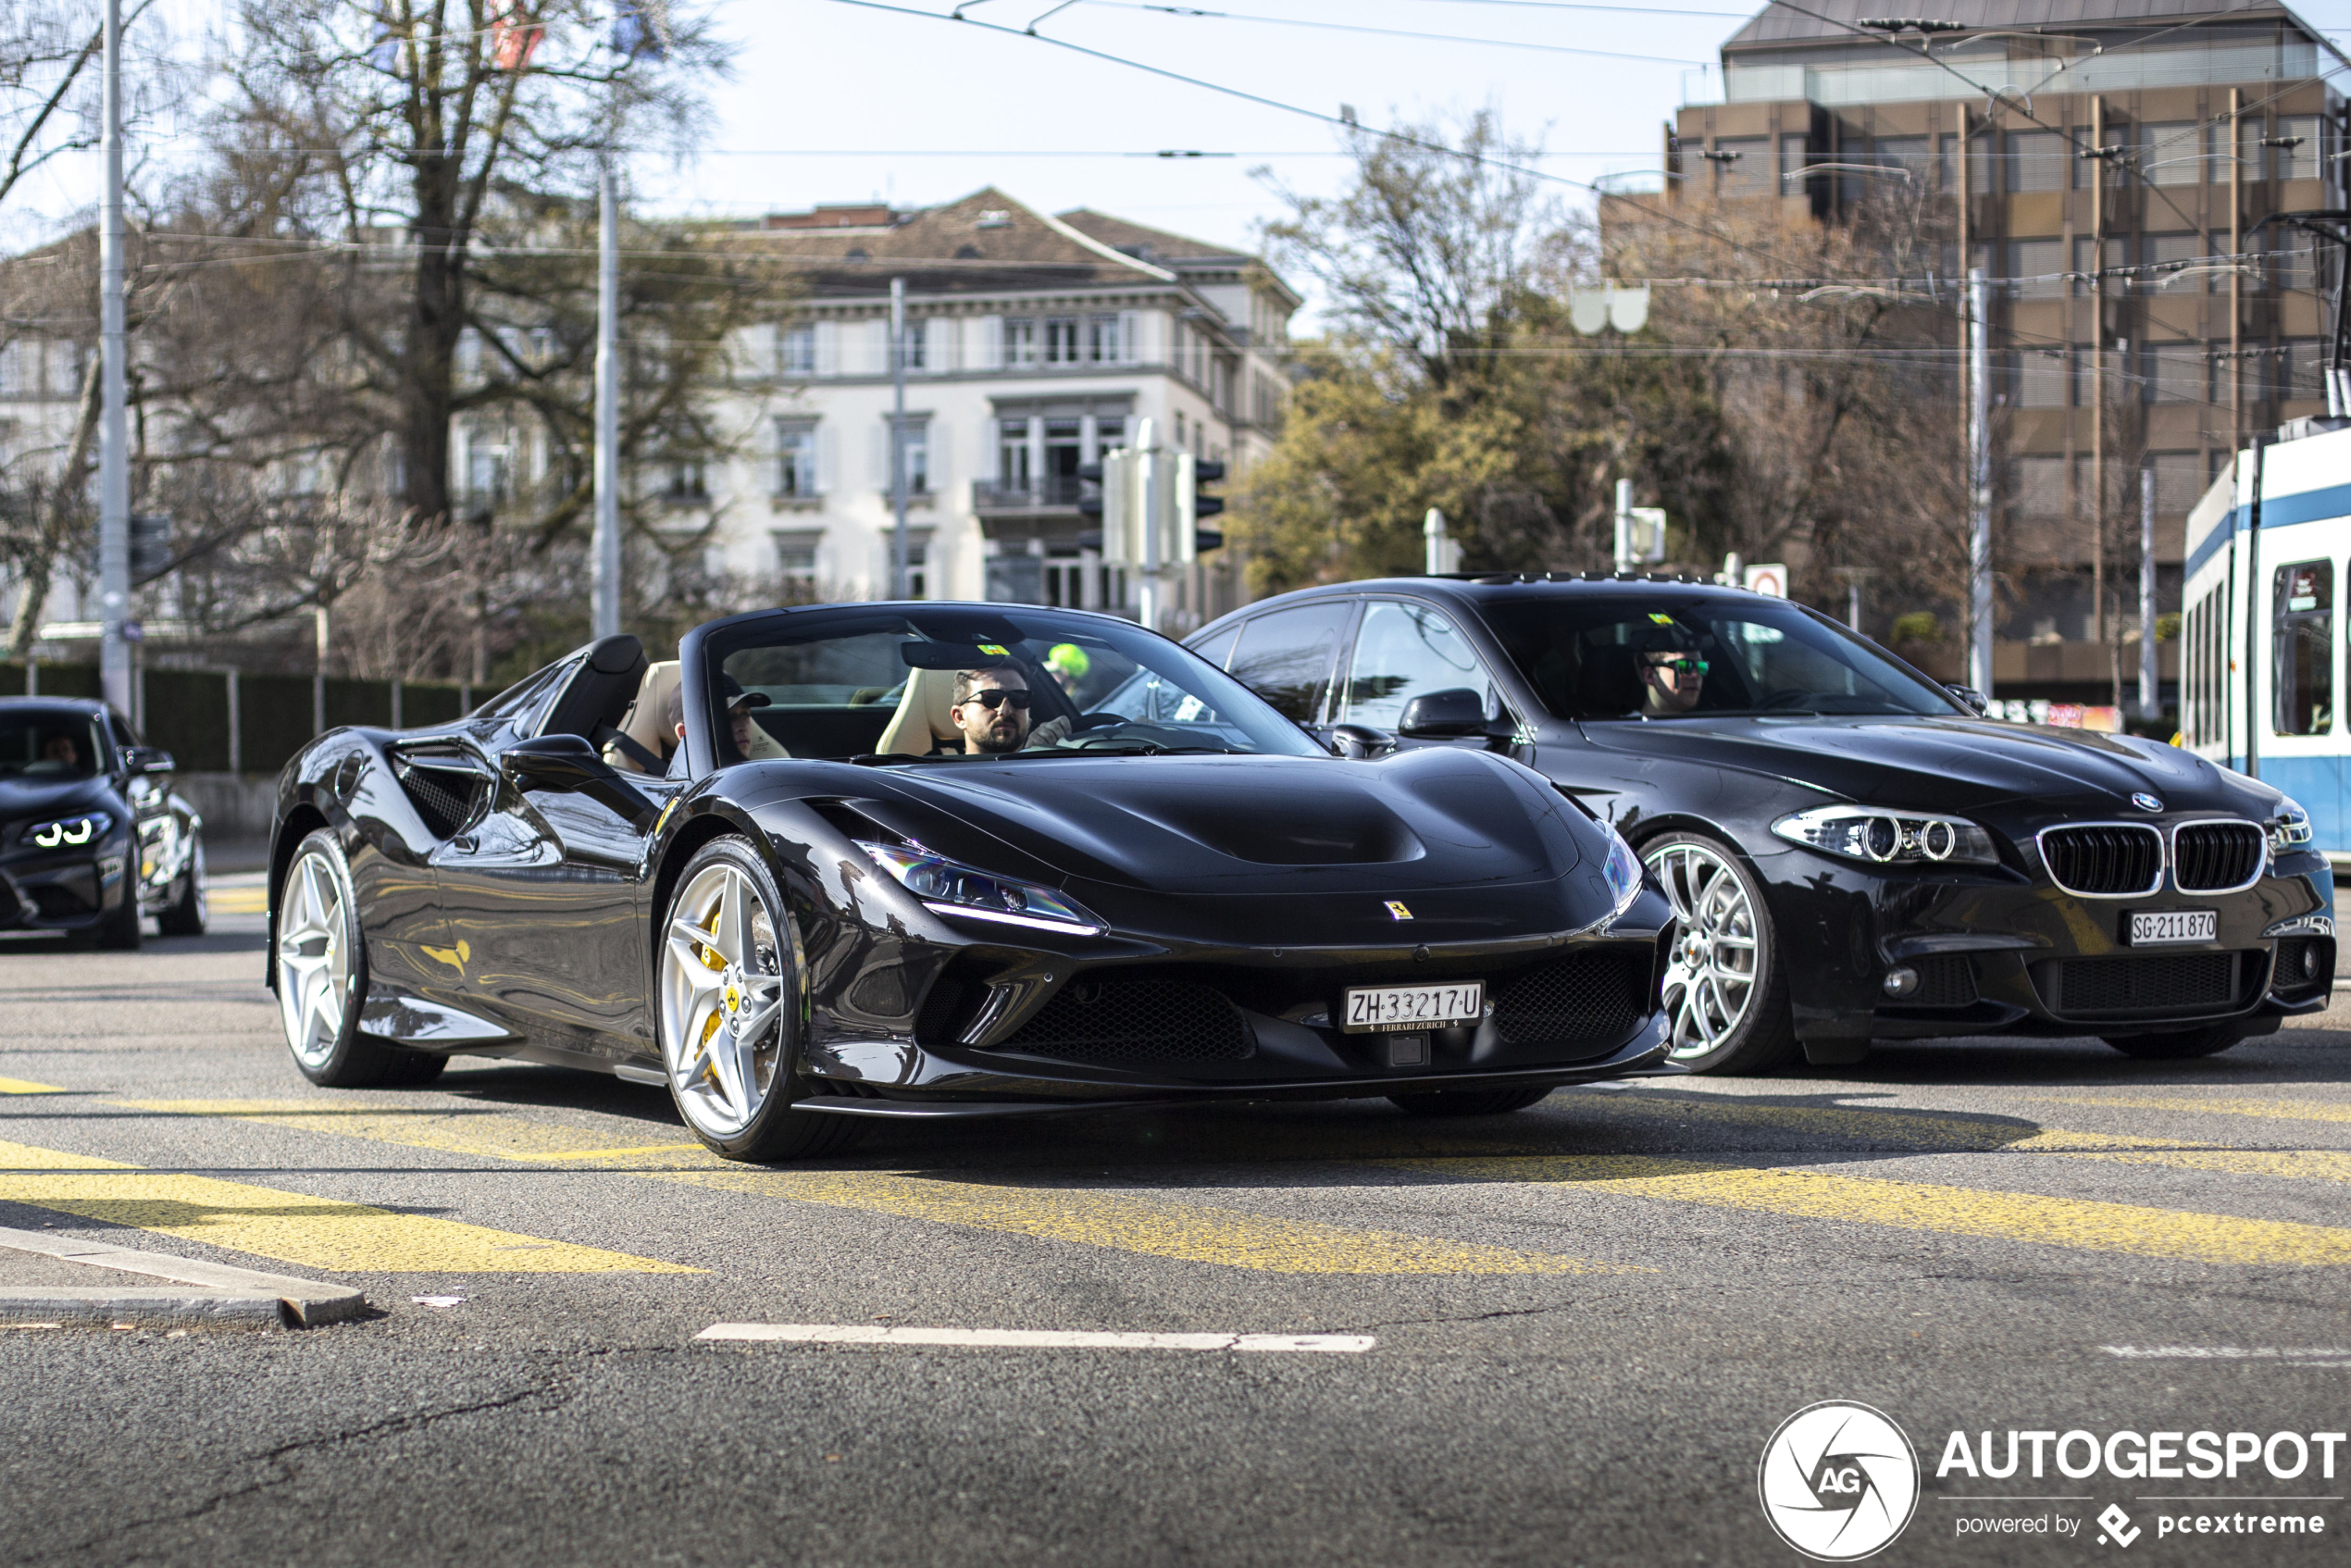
[1192,577,2332,1073]
[0,697,207,948]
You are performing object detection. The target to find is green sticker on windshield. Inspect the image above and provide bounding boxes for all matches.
[1648,613,1674,625]
[977,643,1009,655]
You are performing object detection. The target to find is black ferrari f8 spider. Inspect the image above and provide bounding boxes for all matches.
[267,604,1671,1161]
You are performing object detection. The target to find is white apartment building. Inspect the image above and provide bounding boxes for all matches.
[680,187,1299,628]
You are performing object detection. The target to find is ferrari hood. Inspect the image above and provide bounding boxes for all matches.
[1574,715,2283,818]
[859,747,1587,896]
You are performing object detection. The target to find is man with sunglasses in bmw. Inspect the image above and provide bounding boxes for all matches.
[1639,643,1709,716]
[948,666,1073,754]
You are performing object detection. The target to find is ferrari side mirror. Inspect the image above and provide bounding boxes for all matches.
[1945,684,1990,716]
[1398,688,1488,739]
[503,734,658,830]
[1329,724,1394,760]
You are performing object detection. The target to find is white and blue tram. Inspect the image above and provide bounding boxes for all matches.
[2181,421,2351,853]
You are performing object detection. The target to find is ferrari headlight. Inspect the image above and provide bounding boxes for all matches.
[2270,797,2314,855]
[1601,828,1642,921]
[22,812,111,850]
[854,840,1103,936]
[1771,804,1998,867]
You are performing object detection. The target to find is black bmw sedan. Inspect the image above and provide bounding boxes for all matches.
[266,604,1671,1162]
[1191,577,2333,1073]
[0,697,207,948]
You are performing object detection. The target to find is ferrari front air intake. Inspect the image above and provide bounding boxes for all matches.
[1000,977,1253,1065]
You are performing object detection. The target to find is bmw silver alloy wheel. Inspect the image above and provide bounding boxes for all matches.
[660,861,788,1139]
[277,846,353,1069]
[1645,840,1761,1060]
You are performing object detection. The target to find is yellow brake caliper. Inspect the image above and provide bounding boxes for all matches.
[697,907,726,1073]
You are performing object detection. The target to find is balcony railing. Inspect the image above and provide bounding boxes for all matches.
[973,475,1088,513]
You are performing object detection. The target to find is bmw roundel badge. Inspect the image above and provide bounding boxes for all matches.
[2131,792,2165,813]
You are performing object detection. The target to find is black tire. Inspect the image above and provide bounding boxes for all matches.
[1641,830,1796,1075]
[1388,1086,1555,1117]
[276,828,411,1088]
[92,872,143,950]
[155,833,207,937]
[658,836,862,1164]
[2102,1026,2247,1060]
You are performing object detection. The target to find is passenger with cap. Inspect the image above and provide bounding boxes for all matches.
[666,675,771,765]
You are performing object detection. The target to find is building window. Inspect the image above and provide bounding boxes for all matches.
[2072,236,2124,295]
[1044,317,1082,364]
[900,318,927,372]
[2014,350,2072,408]
[1088,314,1122,363]
[1093,415,1126,456]
[772,530,821,588]
[1712,137,1770,198]
[2277,116,2324,181]
[907,541,928,600]
[2143,232,2208,293]
[1043,417,1081,500]
[998,417,1032,489]
[466,442,509,503]
[893,418,929,495]
[2277,340,2326,403]
[1003,318,1038,367]
[2142,122,2200,186]
[2011,456,2068,519]
[780,324,815,376]
[2144,343,2208,404]
[2008,131,2067,193]
[1875,135,1929,184]
[663,457,707,502]
[2149,451,2204,515]
[777,419,819,497]
[2008,239,2063,299]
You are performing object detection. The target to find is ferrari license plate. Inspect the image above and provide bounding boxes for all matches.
[2129,909,2218,946]
[1342,981,1485,1034]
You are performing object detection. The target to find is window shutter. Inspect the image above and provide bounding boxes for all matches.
[980,316,1003,370]
[1119,311,1140,363]
[869,422,889,489]
[929,420,952,485]
[814,321,840,377]
[816,423,837,494]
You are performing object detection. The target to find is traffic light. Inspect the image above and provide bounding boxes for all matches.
[1176,454,1225,556]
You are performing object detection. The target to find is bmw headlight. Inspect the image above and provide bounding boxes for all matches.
[2270,797,2315,855]
[1770,804,1998,866]
[854,840,1103,937]
[21,812,111,851]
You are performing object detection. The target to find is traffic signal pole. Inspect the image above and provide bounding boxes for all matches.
[97,0,131,712]
[1137,417,1161,632]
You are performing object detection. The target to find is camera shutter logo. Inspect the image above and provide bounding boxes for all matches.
[1758,1401,1920,1561]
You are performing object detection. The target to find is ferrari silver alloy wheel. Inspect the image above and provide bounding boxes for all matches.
[660,862,788,1139]
[277,848,352,1069]
[1645,840,1761,1060]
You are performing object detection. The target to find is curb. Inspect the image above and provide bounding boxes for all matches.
[0,1226,368,1329]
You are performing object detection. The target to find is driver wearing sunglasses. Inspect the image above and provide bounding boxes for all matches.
[949,666,1073,754]
[1639,648,1709,716]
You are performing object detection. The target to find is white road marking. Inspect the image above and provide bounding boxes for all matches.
[695,1324,1375,1352]
[2102,1345,2351,1361]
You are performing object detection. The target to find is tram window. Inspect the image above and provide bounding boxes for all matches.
[2272,560,2333,736]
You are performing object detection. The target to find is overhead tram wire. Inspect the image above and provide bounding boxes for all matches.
[821,0,1821,276]
[1089,3,1709,65]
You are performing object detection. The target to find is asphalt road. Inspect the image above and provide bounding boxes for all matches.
[2,882,2348,1567]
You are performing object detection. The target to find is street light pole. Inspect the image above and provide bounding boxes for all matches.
[889,277,910,601]
[591,161,621,640]
[97,0,131,712]
[1967,267,1994,698]
[2139,464,2158,717]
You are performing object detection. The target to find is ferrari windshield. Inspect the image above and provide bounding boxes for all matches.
[0,707,106,778]
[1483,593,1963,720]
[713,608,1326,763]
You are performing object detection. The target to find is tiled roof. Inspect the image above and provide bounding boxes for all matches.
[1052,210,1250,267]
[728,188,1179,302]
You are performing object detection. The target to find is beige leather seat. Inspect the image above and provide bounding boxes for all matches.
[606,660,788,771]
[875,667,963,755]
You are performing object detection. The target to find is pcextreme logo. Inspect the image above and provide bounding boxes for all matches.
[1759,1401,1922,1562]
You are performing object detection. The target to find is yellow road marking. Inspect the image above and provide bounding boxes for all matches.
[1567,1092,2351,1185]
[208,888,269,914]
[0,1076,67,1095]
[2021,1093,2351,1127]
[0,1138,697,1275]
[131,1101,1635,1276]
[1395,1156,2351,1267]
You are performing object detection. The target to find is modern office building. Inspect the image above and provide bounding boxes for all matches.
[1666,0,2347,701]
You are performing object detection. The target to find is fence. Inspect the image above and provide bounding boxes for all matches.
[1,662,470,778]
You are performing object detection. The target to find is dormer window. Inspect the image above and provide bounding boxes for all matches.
[976,210,1013,229]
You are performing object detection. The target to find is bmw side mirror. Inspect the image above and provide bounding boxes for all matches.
[502,734,658,830]
[1329,724,1394,760]
[1945,684,1990,716]
[1398,688,1489,739]
[123,746,174,777]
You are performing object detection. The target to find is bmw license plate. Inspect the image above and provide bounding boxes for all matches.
[1342,981,1485,1034]
[2128,910,2218,946]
